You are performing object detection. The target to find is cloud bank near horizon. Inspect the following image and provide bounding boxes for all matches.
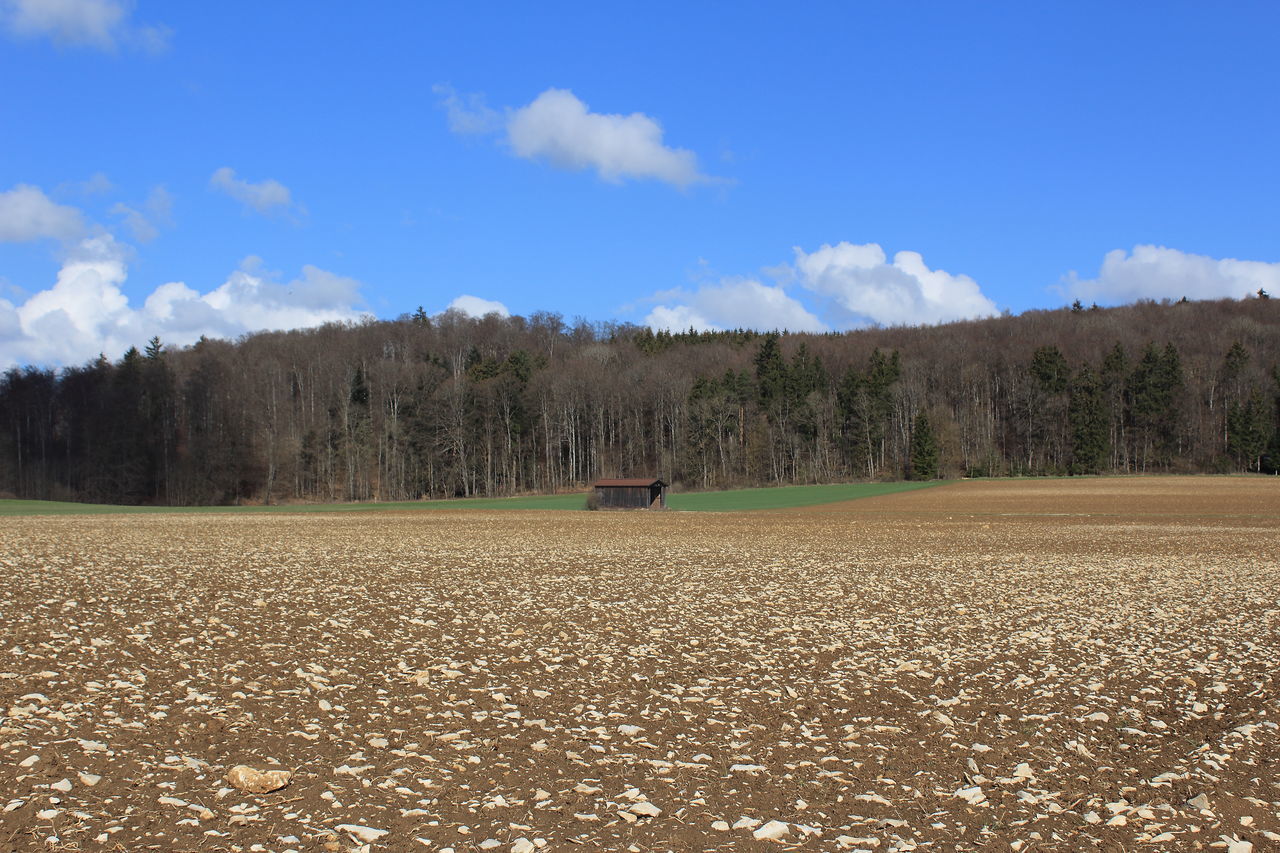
[1064,245,1280,305]
[0,235,369,368]
[645,242,998,332]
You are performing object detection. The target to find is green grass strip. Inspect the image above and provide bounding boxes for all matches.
[666,480,938,511]
[0,493,588,516]
[0,480,940,517]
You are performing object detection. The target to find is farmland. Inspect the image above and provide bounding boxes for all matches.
[1,477,1278,851]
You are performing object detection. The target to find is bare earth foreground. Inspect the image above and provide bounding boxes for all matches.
[2,477,1278,853]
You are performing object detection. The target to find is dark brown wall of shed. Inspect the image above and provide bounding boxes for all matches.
[595,484,655,509]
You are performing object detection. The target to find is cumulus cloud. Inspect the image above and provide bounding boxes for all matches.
[1,0,169,51]
[0,183,84,242]
[507,89,706,187]
[447,294,510,318]
[790,242,997,327]
[0,235,368,368]
[645,279,826,332]
[642,242,996,333]
[1063,245,1280,304]
[209,167,302,218]
[438,86,711,188]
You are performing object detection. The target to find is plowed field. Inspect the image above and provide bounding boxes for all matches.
[2,477,1278,852]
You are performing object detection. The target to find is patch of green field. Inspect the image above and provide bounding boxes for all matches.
[0,480,939,516]
[666,480,938,511]
[0,493,589,516]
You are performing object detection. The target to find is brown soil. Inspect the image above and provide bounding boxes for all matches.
[2,477,1277,852]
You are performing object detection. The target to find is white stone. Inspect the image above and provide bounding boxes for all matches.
[753,820,790,841]
[511,840,536,853]
[226,765,292,794]
[337,824,389,843]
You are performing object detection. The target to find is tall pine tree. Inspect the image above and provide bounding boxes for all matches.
[1068,365,1107,474]
[909,412,939,480]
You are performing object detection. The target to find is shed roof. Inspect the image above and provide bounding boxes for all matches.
[593,478,667,487]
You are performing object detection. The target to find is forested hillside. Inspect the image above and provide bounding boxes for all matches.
[2,297,1278,505]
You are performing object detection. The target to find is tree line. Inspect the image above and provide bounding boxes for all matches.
[2,297,1278,505]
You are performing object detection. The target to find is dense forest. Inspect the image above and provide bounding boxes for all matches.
[2,296,1278,506]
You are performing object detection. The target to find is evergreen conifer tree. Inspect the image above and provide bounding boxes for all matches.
[1068,366,1107,473]
[909,412,939,480]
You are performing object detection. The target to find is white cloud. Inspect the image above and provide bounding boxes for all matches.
[1064,245,1280,304]
[642,242,996,333]
[432,83,502,134]
[110,202,154,242]
[645,279,826,332]
[209,167,301,218]
[438,86,711,188]
[1,0,169,51]
[0,235,368,368]
[61,171,113,196]
[110,184,173,243]
[0,183,84,242]
[507,89,707,187]
[790,242,997,326]
[447,294,510,318]
[646,303,717,332]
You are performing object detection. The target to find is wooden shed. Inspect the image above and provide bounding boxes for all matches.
[592,478,668,510]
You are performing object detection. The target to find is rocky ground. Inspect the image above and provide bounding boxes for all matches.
[1,476,1278,852]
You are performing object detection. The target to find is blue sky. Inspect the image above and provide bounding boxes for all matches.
[2,1,1278,366]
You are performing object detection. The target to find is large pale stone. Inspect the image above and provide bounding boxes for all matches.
[225,764,292,794]
[337,824,389,843]
[753,820,790,841]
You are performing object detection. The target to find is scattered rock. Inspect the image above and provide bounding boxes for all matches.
[753,820,790,841]
[629,801,661,817]
[336,824,389,844]
[225,765,292,794]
